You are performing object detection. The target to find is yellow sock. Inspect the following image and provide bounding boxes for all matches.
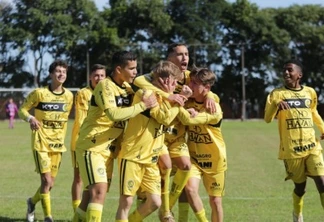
[128,209,144,222]
[292,192,304,215]
[320,193,324,209]
[40,193,51,218]
[115,220,128,222]
[169,169,190,209]
[86,203,103,222]
[31,187,41,204]
[178,202,190,222]
[195,209,208,222]
[72,207,86,222]
[72,199,81,212]
[161,168,171,213]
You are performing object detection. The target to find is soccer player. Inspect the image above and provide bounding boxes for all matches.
[73,51,157,222]
[264,59,324,222]
[115,60,182,222]
[70,64,106,211]
[18,60,74,222]
[5,97,18,129]
[177,67,226,222]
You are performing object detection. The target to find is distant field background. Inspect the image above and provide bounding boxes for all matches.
[1,119,323,222]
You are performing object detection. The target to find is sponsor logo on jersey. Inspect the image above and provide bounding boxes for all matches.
[43,120,64,129]
[188,131,212,144]
[196,154,212,158]
[49,143,64,149]
[286,118,313,129]
[293,142,315,153]
[283,98,311,109]
[36,102,67,112]
[115,95,132,107]
[198,161,213,168]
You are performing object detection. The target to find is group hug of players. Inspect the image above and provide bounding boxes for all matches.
[18,43,226,222]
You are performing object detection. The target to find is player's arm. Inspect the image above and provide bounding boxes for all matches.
[150,94,180,126]
[72,90,89,132]
[264,91,281,123]
[95,81,157,122]
[18,89,42,130]
[309,88,324,138]
[204,91,219,114]
[134,74,186,106]
[177,103,222,125]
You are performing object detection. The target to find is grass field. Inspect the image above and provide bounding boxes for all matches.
[1,119,323,222]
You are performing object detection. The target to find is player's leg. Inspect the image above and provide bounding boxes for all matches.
[76,150,108,221]
[307,153,324,210]
[37,152,61,221]
[116,158,142,221]
[167,140,191,221]
[283,159,306,221]
[158,148,173,221]
[129,163,162,221]
[185,165,208,222]
[204,172,226,222]
[71,150,82,211]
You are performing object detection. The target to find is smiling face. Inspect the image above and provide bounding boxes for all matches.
[167,45,189,74]
[50,66,67,85]
[90,68,106,88]
[283,63,302,89]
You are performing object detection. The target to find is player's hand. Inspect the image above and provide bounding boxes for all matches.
[29,117,41,131]
[204,97,216,114]
[320,134,324,140]
[142,90,158,109]
[180,85,192,98]
[167,94,187,106]
[277,101,290,110]
[187,108,198,118]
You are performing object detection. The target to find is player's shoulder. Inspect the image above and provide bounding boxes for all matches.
[63,87,74,97]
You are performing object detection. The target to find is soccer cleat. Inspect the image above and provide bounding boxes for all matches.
[158,210,175,222]
[26,198,35,222]
[293,211,303,222]
[44,216,54,222]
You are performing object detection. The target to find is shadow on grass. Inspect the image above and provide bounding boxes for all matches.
[0,217,71,222]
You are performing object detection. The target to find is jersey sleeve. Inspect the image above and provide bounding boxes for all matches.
[177,104,222,125]
[310,88,324,133]
[133,74,170,99]
[149,94,179,126]
[264,90,280,123]
[18,89,39,121]
[94,80,147,121]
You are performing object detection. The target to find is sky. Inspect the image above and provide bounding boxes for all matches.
[94,0,324,10]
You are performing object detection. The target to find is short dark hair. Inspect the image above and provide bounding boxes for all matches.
[111,51,137,70]
[48,60,68,73]
[284,59,303,73]
[166,43,187,58]
[91,64,106,74]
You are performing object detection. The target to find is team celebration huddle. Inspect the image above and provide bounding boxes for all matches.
[17,43,324,222]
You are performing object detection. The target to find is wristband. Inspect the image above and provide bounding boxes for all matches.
[27,115,34,122]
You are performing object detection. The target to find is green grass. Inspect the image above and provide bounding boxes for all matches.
[1,119,323,221]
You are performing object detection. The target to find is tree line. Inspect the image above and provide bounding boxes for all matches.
[1,0,324,118]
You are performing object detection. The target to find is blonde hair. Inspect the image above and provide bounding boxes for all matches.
[190,67,216,86]
[151,61,182,81]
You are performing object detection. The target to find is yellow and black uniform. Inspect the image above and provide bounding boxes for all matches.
[177,95,227,197]
[118,89,179,196]
[19,85,73,166]
[76,77,147,189]
[264,86,324,181]
[70,86,93,167]
[264,85,324,159]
